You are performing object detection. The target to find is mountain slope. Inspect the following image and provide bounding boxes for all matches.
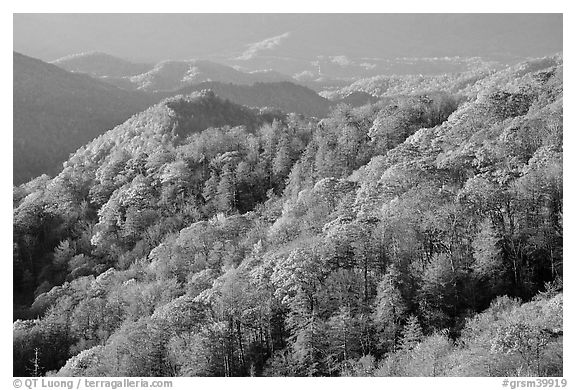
[322,68,496,100]
[51,52,153,78]
[323,54,561,101]
[13,56,562,377]
[13,52,155,184]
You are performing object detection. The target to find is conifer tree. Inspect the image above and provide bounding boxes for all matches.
[216,163,236,214]
[400,315,423,351]
[202,170,219,214]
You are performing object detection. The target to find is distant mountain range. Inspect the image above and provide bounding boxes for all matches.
[50,51,514,94]
[52,53,298,93]
[51,52,381,117]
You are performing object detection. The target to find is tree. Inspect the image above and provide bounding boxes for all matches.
[400,315,423,351]
[291,316,329,376]
[326,306,362,372]
[403,332,454,376]
[216,163,236,214]
[272,133,293,192]
[418,253,463,330]
[372,265,407,353]
[202,170,219,214]
[53,240,75,268]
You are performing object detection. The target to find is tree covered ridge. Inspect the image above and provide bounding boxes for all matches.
[13,56,562,377]
[323,54,562,101]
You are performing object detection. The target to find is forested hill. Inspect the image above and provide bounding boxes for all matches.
[13,52,155,184]
[13,56,563,377]
[162,81,334,118]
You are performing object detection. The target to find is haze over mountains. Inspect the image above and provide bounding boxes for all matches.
[15,14,562,79]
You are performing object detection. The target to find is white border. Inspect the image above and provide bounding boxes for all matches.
[2,4,571,389]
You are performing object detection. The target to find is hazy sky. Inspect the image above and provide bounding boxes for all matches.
[13,14,562,63]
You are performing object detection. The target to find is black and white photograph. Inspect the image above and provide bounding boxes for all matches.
[8,9,568,385]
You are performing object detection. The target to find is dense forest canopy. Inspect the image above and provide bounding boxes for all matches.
[13,55,562,377]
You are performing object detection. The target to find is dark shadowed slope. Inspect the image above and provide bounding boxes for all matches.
[165,81,334,117]
[13,52,155,184]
